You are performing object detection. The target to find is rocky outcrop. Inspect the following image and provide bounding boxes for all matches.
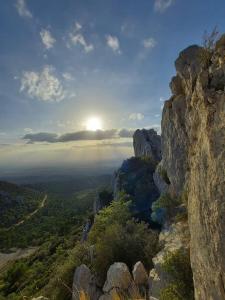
[73,261,154,300]
[149,221,190,298]
[113,157,160,223]
[72,264,101,300]
[160,37,225,299]
[103,262,133,293]
[133,129,161,162]
[132,261,148,286]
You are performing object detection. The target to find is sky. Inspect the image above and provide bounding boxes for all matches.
[0,0,225,176]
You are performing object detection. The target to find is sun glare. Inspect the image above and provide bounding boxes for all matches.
[86,117,103,131]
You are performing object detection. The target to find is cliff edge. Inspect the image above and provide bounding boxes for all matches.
[159,37,225,299]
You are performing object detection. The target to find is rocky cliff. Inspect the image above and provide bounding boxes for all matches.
[133,129,161,161]
[113,129,161,223]
[158,36,225,299]
[70,37,225,300]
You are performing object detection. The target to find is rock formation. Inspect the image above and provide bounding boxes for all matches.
[113,129,161,222]
[133,129,161,162]
[72,264,101,300]
[132,261,148,286]
[103,262,133,293]
[158,37,225,299]
[113,156,160,223]
[72,35,225,300]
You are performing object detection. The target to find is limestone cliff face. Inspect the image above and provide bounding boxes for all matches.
[161,37,225,299]
[133,129,161,162]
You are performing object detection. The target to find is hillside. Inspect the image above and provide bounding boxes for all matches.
[0,175,112,299]
[0,181,44,229]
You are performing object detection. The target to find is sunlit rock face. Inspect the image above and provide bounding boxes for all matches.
[161,39,225,299]
[133,129,161,162]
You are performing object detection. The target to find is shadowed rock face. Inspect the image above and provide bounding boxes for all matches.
[161,39,225,299]
[113,157,160,224]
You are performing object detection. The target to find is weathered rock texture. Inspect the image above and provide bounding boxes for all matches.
[133,129,161,162]
[161,38,225,299]
[132,261,148,286]
[72,264,101,300]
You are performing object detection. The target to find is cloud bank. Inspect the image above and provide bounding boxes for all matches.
[23,129,135,144]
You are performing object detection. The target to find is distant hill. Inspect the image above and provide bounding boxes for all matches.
[0,181,44,229]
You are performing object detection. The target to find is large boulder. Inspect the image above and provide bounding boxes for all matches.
[132,261,148,286]
[103,262,132,293]
[133,129,161,162]
[72,264,101,300]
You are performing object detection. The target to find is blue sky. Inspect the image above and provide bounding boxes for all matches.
[0,0,225,174]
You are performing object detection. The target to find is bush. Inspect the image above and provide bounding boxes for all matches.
[160,249,194,300]
[88,199,159,281]
[98,188,113,208]
[160,284,182,300]
[43,242,92,300]
[151,193,181,224]
[3,261,28,295]
[199,27,220,67]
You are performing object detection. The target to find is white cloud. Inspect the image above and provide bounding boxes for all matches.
[143,37,157,49]
[62,72,74,81]
[40,29,56,50]
[129,113,144,121]
[159,97,164,102]
[154,0,175,13]
[15,0,32,18]
[70,33,94,53]
[68,23,94,53]
[20,65,65,102]
[106,35,121,54]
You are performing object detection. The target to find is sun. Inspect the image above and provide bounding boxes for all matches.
[86,117,103,131]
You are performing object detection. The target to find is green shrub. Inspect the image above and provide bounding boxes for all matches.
[98,188,113,208]
[160,249,194,300]
[89,199,159,281]
[160,284,183,300]
[43,242,91,300]
[151,193,181,223]
[3,261,28,294]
